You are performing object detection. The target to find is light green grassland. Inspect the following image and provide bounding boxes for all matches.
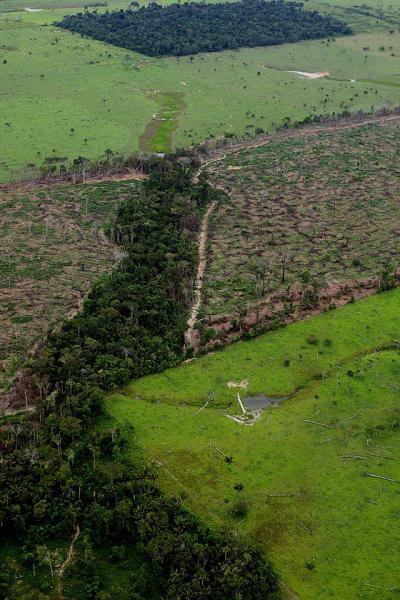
[107,289,400,599]
[121,288,400,406]
[1,0,400,180]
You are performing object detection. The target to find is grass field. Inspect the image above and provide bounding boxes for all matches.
[107,288,400,599]
[1,0,400,181]
[0,179,140,401]
[198,118,400,336]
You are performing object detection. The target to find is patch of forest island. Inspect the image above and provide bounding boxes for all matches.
[58,0,352,57]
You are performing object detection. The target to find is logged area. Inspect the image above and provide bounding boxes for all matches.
[198,116,400,345]
[58,0,352,57]
[0,180,138,408]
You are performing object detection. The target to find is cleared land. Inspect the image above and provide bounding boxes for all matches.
[1,0,400,180]
[196,116,400,343]
[0,179,140,406]
[107,288,400,599]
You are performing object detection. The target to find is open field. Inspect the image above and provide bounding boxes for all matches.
[1,0,400,181]
[0,179,140,405]
[194,116,400,343]
[308,0,400,31]
[107,288,400,599]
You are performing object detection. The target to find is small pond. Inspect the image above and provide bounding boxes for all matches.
[243,394,289,411]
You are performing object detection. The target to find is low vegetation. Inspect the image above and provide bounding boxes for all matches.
[2,4,400,179]
[58,0,352,57]
[107,288,400,599]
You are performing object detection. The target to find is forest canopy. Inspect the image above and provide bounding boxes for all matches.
[0,162,281,598]
[57,0,352,58]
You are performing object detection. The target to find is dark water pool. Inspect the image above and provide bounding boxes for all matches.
[243,394,289,411]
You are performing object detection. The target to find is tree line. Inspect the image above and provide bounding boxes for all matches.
[0,160,280,598]
[57,0,352,58]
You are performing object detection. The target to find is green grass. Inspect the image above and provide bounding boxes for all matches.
[121,289,400,406]
[107,289,400,599]
[2,0,400,181]
[139,91,185,152]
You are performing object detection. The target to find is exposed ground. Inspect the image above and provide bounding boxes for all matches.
[185,198,218,349]
[107,288,400,600]
[196,115,400,346]
[0,179,141,411]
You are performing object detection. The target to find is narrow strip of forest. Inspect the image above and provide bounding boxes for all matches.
[0,159,279,599]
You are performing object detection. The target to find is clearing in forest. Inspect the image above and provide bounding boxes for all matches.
[197,116,400,346]
[0,180,141,410]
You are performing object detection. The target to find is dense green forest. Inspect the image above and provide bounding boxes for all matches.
[0,162,280,599]
[57,0,352,58]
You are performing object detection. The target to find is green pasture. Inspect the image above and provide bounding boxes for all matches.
[1,0,400,181]
[107,289,400,599]
[121,289,400,406]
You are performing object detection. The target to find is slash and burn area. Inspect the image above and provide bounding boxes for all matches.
[0,180,141,403]
[198,118,400,344]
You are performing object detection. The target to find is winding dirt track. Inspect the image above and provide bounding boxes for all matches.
[184,112,400,348]
[185,199,217,348]
[59,524,80,579]
[56,524,80,599]
[2,112,400,411]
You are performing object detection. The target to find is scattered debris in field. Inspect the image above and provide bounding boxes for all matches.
[227,379,249,390]
[364,473,400,484]
[287,70,330,79]
[227,410,263,426]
